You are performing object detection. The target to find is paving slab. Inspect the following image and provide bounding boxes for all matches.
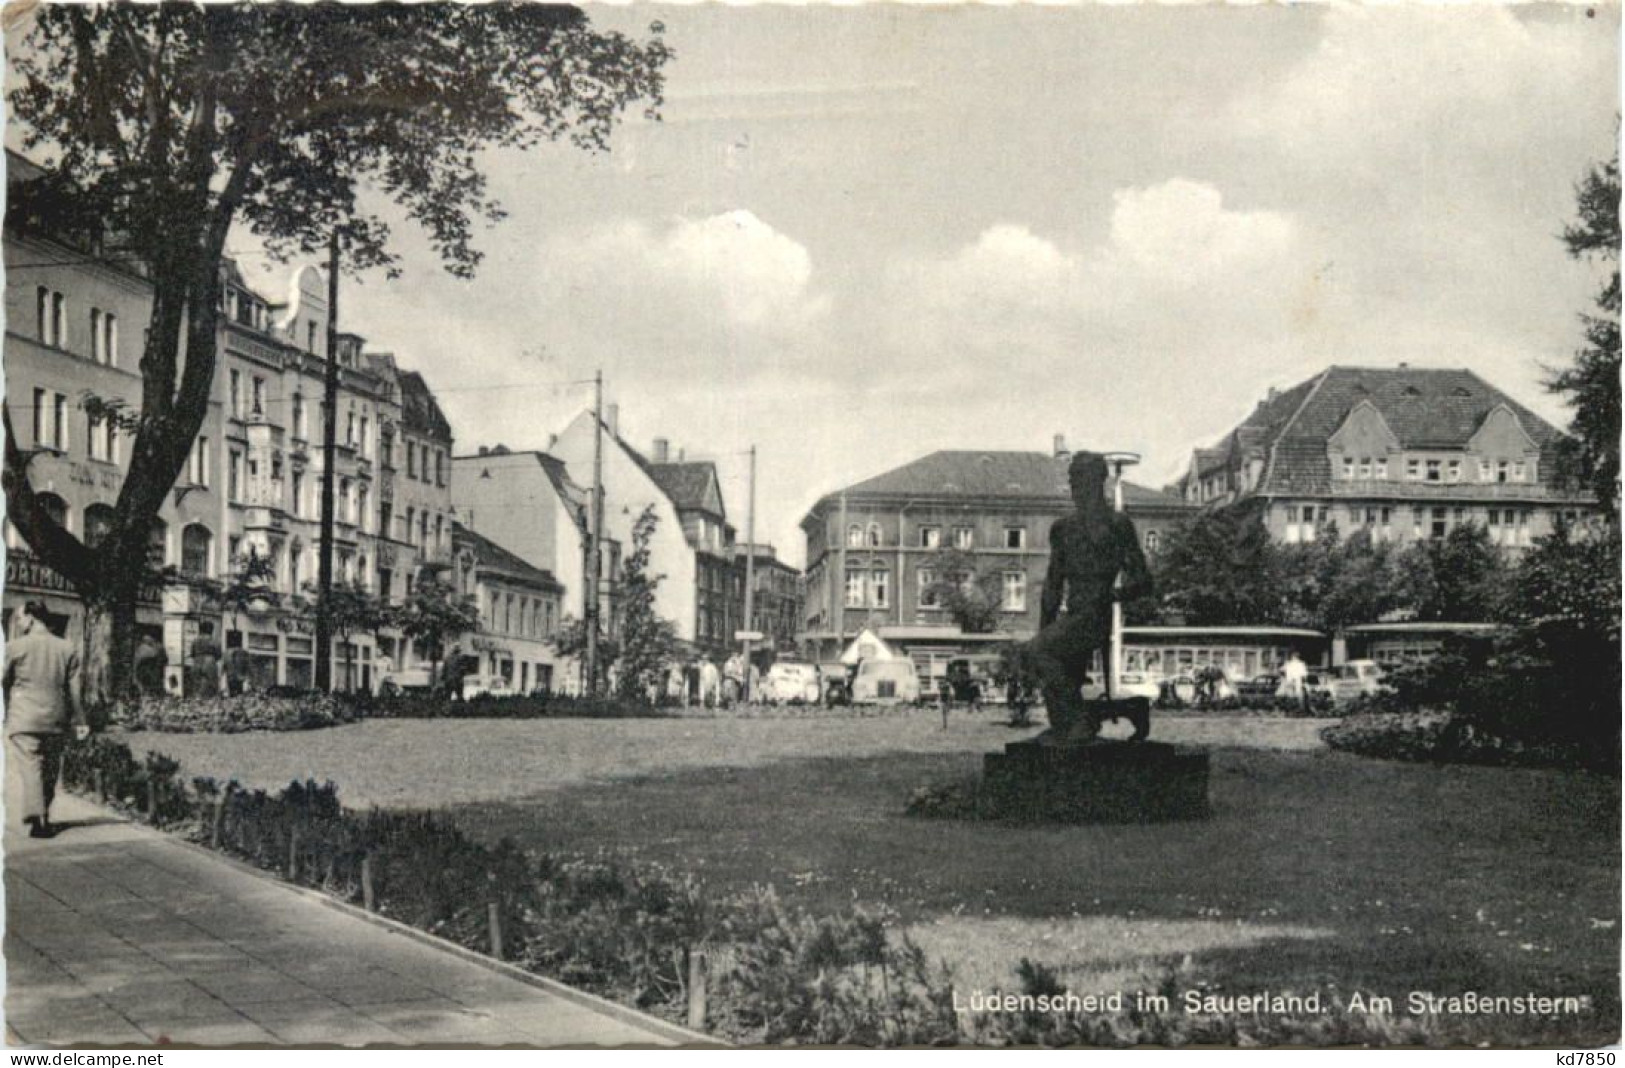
[5,791,701,1048]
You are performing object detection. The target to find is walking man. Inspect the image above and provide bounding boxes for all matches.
[5,601,89,839]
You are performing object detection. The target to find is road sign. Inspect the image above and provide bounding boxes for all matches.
[734,630,765,643]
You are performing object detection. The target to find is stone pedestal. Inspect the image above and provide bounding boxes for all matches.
[980,740,1211,823]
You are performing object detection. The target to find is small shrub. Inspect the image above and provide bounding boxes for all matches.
[904,779,981,820]
[1321,711,1607,772]
[114,692,348,733]
[353,692,669,720]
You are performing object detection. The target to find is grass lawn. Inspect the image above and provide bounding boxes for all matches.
[132,713,1620,1043]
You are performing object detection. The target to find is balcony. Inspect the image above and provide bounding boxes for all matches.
[243,505,288,533]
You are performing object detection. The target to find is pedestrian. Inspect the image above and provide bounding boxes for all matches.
[1280,651,1310,714]
[4,601,89,839]
[699,658,721,710]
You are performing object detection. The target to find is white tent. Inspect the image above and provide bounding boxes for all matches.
[839,627,901,666]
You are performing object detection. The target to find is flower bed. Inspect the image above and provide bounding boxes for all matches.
[1321,711,1606,772]
[115,692,351,733]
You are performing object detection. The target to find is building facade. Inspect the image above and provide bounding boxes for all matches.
[450,522,565,694]
[3,152,459,693]
[644,441,743,660]
[1174,365,1597,549]
[799,444,1194,661]
[735,542,803,656]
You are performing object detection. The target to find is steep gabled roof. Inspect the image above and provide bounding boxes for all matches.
[1256,366,1570,495]
[835,450,1188,510]
[399,370,452,443]
[648,461,724,518]
[452,522,562,591]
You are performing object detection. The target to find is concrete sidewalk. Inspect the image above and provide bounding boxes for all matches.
[4,792,690,1047]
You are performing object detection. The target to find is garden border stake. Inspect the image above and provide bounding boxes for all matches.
[687,948,708,1031]
[145,779,158,824]
[488,901,504,960]
[93,768,105,803]
[211,796,226,848]
[288,828,301,881]
[361,855,376,912]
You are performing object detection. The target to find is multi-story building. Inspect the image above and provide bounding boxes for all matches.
[799,442,1194,663]
[1173,365,1597,549]
[4,151,462,693]
[644,438,742,660]
[450,522,565,694]
[3,154,212,656]
[735,542,803,656]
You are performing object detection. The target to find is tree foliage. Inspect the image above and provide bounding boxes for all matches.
[1150,504,1279,626]
[1,4,669,699]
[612,506,680,702]
[394,575,480,685]
[1548,151,1621,517]
[921,548,1006,634]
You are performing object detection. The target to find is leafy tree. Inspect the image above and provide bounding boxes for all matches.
[550,615,619,695]
[612,507,680,702]
[1397,526,1505,622]
[1,5,669,703]
[215,547,277,694]
[921,548,1006,634]
[1548,151,1620,518]
[1150,503,1279,626]
[305,581,390,693]
[393,576,480,697]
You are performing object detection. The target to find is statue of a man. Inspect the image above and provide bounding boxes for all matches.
[1030,451,1153,743]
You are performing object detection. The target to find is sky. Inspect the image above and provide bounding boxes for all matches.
[67,5,1625,567]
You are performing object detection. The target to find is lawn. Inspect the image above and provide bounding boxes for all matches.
[131,712,1620,1044]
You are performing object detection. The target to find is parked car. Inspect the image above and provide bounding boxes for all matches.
[461,674,513,700]
[376,665,434,696]
[1331,659,1388,703]
[1080,671,1162,702]
[762,660,822,705]
[1235,673,1282,702]
[850,659,921,705]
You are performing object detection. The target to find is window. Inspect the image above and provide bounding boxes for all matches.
[420,444,431,482]
[846,524,863,548]
[405,507,416,545]
[87,412,116,463]
[844,569,865,608]
[418,511,429,548]
[290,546,303,593]
[1479,459,1492,481]
[181,524,212,577]
[1425,459,1442,483]
[1004,527,1026,549]
[379,501,392,541]
[952,526,973,549]
[147,519,167,567]
[292,393,307,439]
[919,526,941,549]
[1357,457,1372,479]
[346,410,356,447]
[866,523,882,548]
[406,441,417,478]
[35,287,48,343]
[1375,458,1389,480]
[228,450,243,501]
[1512,460,1526,482]
[1496,461,1510,484]
[103,312,117,365]
[436,451,445,487]
[90,309,103,362]
[251,376,265,417]
[84,505,115,549]
[52,292,66,348]
[1447,460,1462,483]
[357,487,369,533]
[1406,458,1422,481]
[435,514,444,551]
[359,417,370,457]
[1002,571,1027,611]
[229,370,243,418]
[307,321,317,353]
[870,569,889,608]
[1341,456,1354,480]
[1431,507,1447,540]
[32,388,68,451]
[380,430,393,468]
[339,478,353,523]
[918,568,938,608]
[190,437,210,486]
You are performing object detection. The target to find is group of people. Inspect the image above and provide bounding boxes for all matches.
[661,652,762,708]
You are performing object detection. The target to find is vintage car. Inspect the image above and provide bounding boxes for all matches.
[850,659,921,705]
[761,660,823,705]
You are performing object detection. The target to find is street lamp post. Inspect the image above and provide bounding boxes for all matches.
[1101,451,1141,701]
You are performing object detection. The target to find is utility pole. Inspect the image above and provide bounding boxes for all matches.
[741,445,757,701]
[833,490,848,662]
[315,234,340,692]
[583,370,604,696]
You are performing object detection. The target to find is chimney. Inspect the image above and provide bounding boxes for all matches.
[1266,386,1279,403]
[652,437,669,464]
[605,402,619,438]
[1052,433,1068,458]
[478,445,489,457]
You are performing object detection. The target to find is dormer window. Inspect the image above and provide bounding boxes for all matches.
[1425,460,1441,483]
[1447,460,1462,483]
[1341,456,1354,480]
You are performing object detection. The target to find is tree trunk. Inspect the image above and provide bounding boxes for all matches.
[81,589,140,725]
